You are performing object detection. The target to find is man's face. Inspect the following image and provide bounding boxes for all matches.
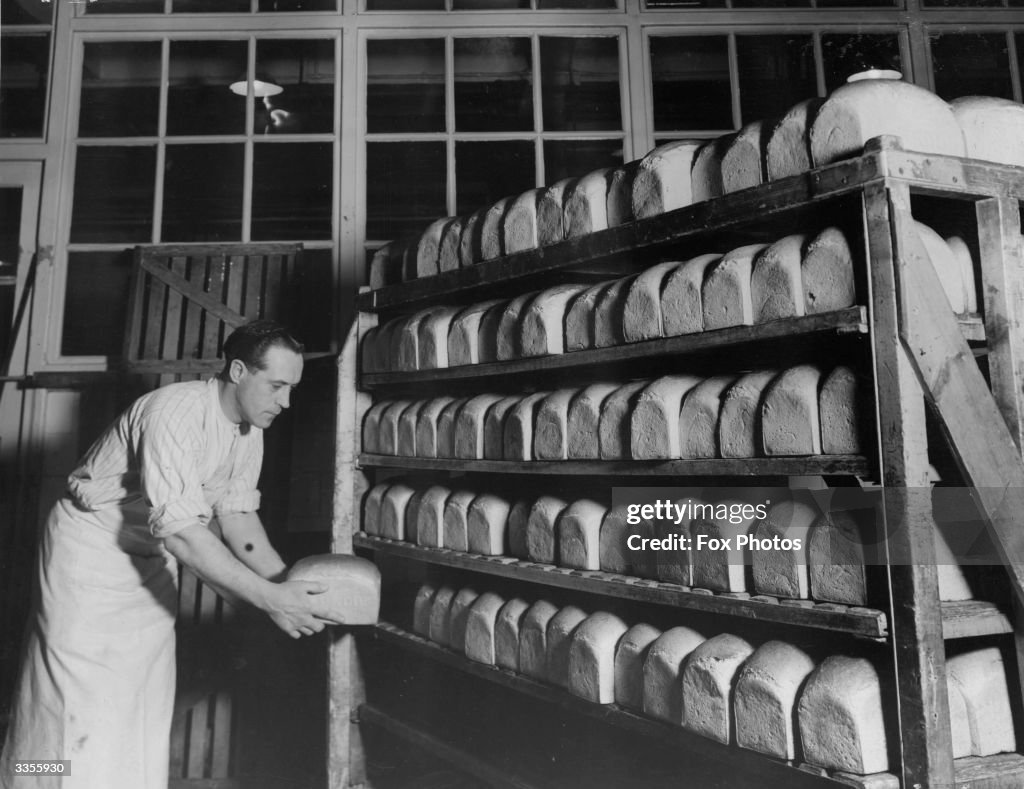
[232,345,304,429]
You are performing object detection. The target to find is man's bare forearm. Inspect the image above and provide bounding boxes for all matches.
[217,511,288,581]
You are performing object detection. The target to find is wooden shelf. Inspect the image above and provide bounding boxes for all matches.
[941,599,1013,639]
[362,308,869,388]
[358,454,871,477]
[367,622,899,789]
[354,534,889,639]
[358,143,1024,313]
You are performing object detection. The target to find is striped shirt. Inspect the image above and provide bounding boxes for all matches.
[67,377,263,544]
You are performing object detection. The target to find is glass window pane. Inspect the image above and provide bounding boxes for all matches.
[162,144,244,242]
[541,37,621,132]
[1,0,53,25]
[645,0,724,8]
[254,39,336,135]
[365,0,444,11]
[737,35,815,124]
[930,33,1012,100]
[822,33,902,92]
[543,139,623,183]
[367,141,446,240]
[924,0,1000,6]
[79,41,161,137]
[252,143,332,240]
[0,188,23,270]
[174,0,250,10]
[650,36,731,132]
[733,0,808,7]
[0,34,50,138]
[367,39,445,134]
[287,248,333,352]
[85,0,165,13]
[259,0,337,9]
[539,0,616,8]
[455,0,527,8]
[168,40,247,136]
[62,251,134,357]
[455,38,533,132]
[817,0,895,6]
[455,140,535,215]
[70,146,156,243]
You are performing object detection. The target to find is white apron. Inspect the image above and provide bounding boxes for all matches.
[0,499,178,789]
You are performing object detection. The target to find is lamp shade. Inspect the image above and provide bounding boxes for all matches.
[229,75,283,98]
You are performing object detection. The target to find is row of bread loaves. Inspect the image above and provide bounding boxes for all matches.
[413,583,1016,773]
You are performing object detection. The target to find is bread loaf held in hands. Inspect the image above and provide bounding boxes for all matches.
[286,554,382,626]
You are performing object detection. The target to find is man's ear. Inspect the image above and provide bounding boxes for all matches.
[228,358,248,384]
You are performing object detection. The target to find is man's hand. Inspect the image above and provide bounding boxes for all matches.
[264,579,332,639]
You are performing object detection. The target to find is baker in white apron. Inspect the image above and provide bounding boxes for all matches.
[0,321,333,789]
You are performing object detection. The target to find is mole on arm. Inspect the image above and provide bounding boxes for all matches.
[245,543,254,552]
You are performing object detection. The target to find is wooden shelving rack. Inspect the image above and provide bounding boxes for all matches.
[330,137,1024,788]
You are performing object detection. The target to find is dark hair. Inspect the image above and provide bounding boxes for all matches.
[222,320,304,371]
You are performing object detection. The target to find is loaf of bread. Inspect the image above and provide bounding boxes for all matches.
[360,325,380,375]
[797,655,889,774]
[751,234,806,323]
[396,311,434,372]
[476,301,508,364]
[438,216,463,273]
[546,605,589,688]
[362,400,391,455]
[599,381,649,459]
[458,209,486,268]
[504,188,543,255]
[534,388,581,460]
[946,235,978,314]
[362,483,390,536]
[622,260,688,343]
[761,364,823,456]
[631,140,696,220]
[520,284,589,357]
[721,121,765,194]
[808,510,869,605]
[631,374,703,459]
[950,95,1024,167]
[417,306,462,370]
[435,397,470,459]
[599,505,648,576]
[413,583,437,636]
[642,626,706,723]
[568,612,629,703]
[690,499,757,593]
[396,401,427,458]
[507,499,532,560]
[525,495,568,565]
[734,640,816,759]
[819,365,862,454]
[946,646,1016,757]
[614,623,662,710]
[495,597,530,671]
[691,136,728,204]
[497,291,540,361]
[558,499,608,571]
[766,98,823,181]
[480,197,512,262]
[380,483,416,541]
[651,494,707,587]
[567,383,620,459]
[400,242,418,282]
[415,217,452,279]
[810,77,965,167]
[442,490,477,552]
[594,277,637,348]
[751,498,817,598]
[503,391,550,461]
[414,397,456,458]
[518,600,559,680]
[454,394,506,460]
[564,168,612,239]
[448,587,481,654]
[483,395,522,460]
[702,244,768,330]
[375,317,406,372]
[565,281,615,352]
[464,592,506,665]
[448,299,506,367]
[428,585,458,647]
[802,227,855,315]
[678,375,736,459]
[606,164,637,228]
[681,633,754,743]
[537,179,573,246]
[379,400,415,457]
[414,485,451,547]
[403,489,426,541]
[661,253,721,337]
[286,554,381,626]
[467,493,510,556]
[369,242,399,290]
[718,370,778,458]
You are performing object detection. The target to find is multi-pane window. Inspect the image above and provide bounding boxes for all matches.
[365,33,625,242]
[0,0,54,138]
[63,36,337,357]
[929,31,1015,99]
[85,0,337,14]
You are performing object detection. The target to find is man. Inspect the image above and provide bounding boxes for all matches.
[0,320,332,789]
